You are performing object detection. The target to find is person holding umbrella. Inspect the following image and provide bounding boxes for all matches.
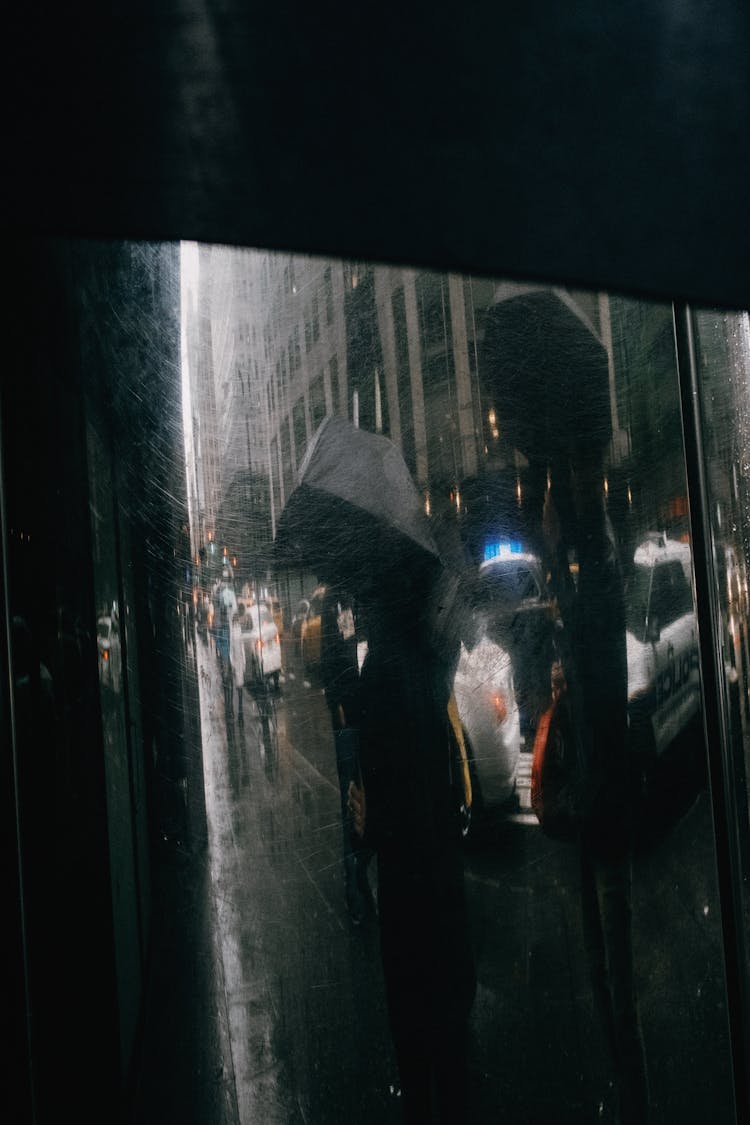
[349,548,476,1124]
[483,294,650,1124]
[276,417,477,1123]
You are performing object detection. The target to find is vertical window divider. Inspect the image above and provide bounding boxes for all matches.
[674,301,750,1122]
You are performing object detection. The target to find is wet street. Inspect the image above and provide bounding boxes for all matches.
[133,627,736,1124]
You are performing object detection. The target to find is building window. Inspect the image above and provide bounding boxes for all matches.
[270,435,281,515]
[420,278,453,387]
[313,295,320,342]
[293,397,307,466]
[330,355,340,415]
[392,287,416,473]
[324,266,334,325]
[280,419,293,499]
[294,325,302,370]
[310,374,326,432]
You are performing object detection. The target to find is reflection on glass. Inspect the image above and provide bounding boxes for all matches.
[9,234,749,1120]
[173,247,738,1122]
[690,308,750,1101]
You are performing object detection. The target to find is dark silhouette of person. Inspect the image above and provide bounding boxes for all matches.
[543,455,650,1125]
[349,555,476,1124]
[319,583,373,924]
[481,296,650,1123]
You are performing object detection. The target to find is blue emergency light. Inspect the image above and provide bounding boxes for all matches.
[483,539,523,561]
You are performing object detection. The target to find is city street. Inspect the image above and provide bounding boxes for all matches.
[136,627,736,1124]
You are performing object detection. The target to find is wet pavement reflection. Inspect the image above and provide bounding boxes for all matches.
[197,633,401,1125]
[135,626,734,1125]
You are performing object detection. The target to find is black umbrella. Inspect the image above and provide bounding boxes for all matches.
[274,415,439,579]
[275,416,474,659]
[481,289,612,470]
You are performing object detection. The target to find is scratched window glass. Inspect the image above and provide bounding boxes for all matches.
[10,241,748,1124]
[174,247,739,1123]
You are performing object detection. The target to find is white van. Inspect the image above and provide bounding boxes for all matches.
[626,534,701,756]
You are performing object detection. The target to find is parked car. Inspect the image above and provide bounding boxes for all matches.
[476,541,559,738]
[300,585,327,671]
[241,602,282,690]
[451,624,522,835]
[97,613,122,692]
[626,534,700,759]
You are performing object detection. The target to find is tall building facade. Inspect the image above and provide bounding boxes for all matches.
[184,244,277,585]
[252,256,623,534]
[185,244,690,581]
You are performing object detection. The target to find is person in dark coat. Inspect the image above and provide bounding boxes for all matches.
[349,559,476,1124]
[543,456,650,1125]
[319,583,373,924]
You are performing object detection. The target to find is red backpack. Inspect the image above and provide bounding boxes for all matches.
[530,678,584,842]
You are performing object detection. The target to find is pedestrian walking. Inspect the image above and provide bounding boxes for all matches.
[349,559,476,1124]
[275,418,477,1123]
[197,592,211,644]
[230,602,247,722]
[215,569,237,681]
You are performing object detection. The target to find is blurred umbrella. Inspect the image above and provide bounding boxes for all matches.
[481,289,612,469]
[278,416,483,657]
[274,417,480,663]
[274,415,439,581]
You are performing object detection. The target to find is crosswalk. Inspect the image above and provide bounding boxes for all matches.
[516,749,532,807]
[507,748,538,826]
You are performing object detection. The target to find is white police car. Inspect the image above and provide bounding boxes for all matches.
[626,534,700,757]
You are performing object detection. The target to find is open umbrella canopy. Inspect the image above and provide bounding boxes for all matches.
[481,289,612,470]
[275,416,479,670]
[274,416,440,586]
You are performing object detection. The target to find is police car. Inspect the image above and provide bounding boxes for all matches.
[626,533,700,757]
